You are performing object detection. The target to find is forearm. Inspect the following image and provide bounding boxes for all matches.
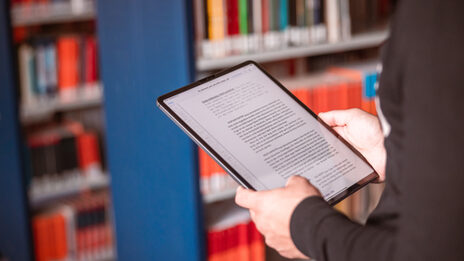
[290,197,395,261]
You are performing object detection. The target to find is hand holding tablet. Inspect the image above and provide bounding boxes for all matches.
[157,61,378,205]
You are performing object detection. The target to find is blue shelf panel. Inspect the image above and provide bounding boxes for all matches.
[0,1,32,260]
[96,0,204,260]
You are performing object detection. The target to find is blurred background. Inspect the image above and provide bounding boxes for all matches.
[0,0,391,260]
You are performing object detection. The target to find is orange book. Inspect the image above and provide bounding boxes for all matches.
[198,147,210,193]
[77,132,101,172]
[361,99,372,114]
[305,89,314,110]
[207,0,226,40]
[347,81,362,109]
[52,214,68,260]
[33,216,49,261]
[312,85,329,114]
[369,99,377,115]
[338,82,350,110]
[327,84,340,111]
[57,36,80,90]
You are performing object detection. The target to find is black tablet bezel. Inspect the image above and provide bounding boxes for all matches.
[157,60,379,206]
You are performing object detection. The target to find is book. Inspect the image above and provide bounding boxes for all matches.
[207,201,265,261]
[32,191,113,261]
[57,36,80,100]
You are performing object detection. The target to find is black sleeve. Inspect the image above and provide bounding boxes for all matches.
[290,1,464,261]
[290,197,395,261]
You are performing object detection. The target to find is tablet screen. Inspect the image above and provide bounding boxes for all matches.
[161,63,375,201]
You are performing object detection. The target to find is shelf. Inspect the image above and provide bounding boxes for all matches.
[29,173,110,209]
[11,0,95,27]
[20,84,103,124]
[196,30,389,71]
[203,187,237,204]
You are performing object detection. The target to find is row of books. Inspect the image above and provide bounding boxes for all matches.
[207,203,264,261]
[284,61,378,115]
[32,191,114,261]
[26,121,104,199]
[194,0,390,58]
[18,34,99,106]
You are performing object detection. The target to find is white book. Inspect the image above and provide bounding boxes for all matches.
[18,44,36,106]
[325,0,341,43]
[35,45,47,95]
[253,0,262,34]
[339,0,352,40]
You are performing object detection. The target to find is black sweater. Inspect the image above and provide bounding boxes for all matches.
[290,1,464,260]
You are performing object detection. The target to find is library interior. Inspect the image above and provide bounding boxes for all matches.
[2,0,463,261]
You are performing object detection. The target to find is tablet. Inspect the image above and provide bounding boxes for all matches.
[157,61,378,205]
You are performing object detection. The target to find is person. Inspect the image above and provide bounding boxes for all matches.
[235,1,464,260]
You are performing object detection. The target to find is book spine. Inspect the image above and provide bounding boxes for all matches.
[239,0,248,35]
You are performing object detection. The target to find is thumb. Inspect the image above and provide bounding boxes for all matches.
[319,109,354,127]
[286,175,311,188]
[235,187,261,209]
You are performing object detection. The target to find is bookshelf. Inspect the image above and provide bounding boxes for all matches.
[11,0,95,27]
[21,83,102,123]
[1,0,113,260]
[197,30,388,71]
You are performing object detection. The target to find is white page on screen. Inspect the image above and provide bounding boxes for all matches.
[164,63,374,201]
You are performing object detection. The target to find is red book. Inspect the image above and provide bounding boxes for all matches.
[226,225,239,260]
[237,223,251,261]
[261,0,269,33]
[248,222,265,261]
[226,0,240,35]
[84,36,98,85]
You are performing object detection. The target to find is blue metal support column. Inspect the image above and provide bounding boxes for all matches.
[0,1,32,260]
[96,0,204,260]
